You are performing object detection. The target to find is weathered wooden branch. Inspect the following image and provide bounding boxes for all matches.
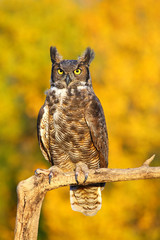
[14,155,160,240]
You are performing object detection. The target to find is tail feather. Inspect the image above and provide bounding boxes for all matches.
[70,185,102,216]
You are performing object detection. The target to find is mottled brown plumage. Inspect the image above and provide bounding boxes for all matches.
[37,47,108,216]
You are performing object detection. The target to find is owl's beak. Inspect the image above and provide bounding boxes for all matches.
[65,74,71,86]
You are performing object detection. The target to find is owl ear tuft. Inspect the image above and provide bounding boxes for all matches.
[50,46,63,64]
[78,47,95,65]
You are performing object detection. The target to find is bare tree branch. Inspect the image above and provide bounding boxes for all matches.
[14,155,160,240]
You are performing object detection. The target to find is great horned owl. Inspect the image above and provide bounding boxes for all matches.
[37,47,108,216]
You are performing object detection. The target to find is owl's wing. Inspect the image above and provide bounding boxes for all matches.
[37,103,53,165]
[85,95,108,168]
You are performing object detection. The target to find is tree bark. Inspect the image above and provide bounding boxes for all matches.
[14,155,160,240]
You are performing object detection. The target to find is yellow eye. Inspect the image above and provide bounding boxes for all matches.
[57,69,64,75]
[74,69,81,75]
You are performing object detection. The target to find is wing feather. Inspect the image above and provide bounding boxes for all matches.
[37,103,53,165]
[85,95,108,168]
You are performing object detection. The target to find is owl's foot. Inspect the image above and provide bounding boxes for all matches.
[48,166,64,184]
[75,162,89,185]
[35,166,63,184]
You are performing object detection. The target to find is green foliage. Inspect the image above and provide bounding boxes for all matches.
[0,0,160,239]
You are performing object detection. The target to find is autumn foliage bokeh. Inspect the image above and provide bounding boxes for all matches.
[0,0,160,239]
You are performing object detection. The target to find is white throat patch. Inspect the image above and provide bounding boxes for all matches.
[51,86,67,98]
[77,85,87,91]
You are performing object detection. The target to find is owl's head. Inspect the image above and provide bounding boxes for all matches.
[50,47,95,89]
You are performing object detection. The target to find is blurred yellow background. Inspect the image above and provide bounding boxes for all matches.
[0,0,160,239]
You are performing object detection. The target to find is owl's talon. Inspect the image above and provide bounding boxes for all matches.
[35,166,63,184]
[35,169,39,175]
[49,172,53,184]
[75,173,79,184]
[75,162,89,185]
[84,173,88,183]
[35,168,48,176]
[48,166,64,184]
